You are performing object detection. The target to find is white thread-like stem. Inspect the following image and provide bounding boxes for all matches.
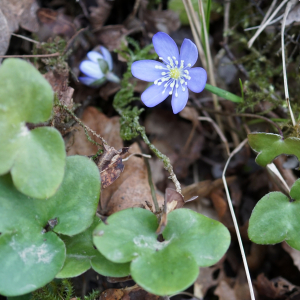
[222,139,256,300]
[248,0,288,48]
[281,0,297,126]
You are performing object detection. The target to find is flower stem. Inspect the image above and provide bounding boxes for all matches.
[134,120,182,195]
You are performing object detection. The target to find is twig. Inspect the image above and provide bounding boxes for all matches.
[198,108,284,138]
[261,0,278,25]
[11,33,40,44]
[122,153,151,162]
[182,0,207,69]
[223,0,231,45]
[198,116,230,155]
[222,138,256,300]
[144,156,160,213]
[0,53,60,58]
[281,0,297,126]
[198,0,224,133]
[248,0,288,48]
[267,163,290,193]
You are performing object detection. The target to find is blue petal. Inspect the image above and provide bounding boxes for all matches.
[87,51,103,63]
[132,60,166,82]
[79,61,103,79]
[180,39,198,67]
[78,76,99,86]
[100,46,113,71]
[171,86,189,114]
[187,67,207,93]
[152,32,179,63]
[141,83,170,107]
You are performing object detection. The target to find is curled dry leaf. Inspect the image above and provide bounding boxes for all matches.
[95,144,129,188]
[101,143,164,215]
[255,274,297,299]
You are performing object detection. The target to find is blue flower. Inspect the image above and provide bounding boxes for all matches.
[131,32,207,114]
[79,46,120,86]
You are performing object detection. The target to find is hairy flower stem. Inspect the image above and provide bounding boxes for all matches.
[134,119,182,195]
[58,104,107,147]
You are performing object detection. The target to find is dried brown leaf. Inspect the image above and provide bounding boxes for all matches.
[67,106,123,156]
[37,8,76,40]
[282,242,300,271]
[0,0,39,33]
[100,143,164,215]
[89,0,112,30]
[96,25,128,51]
[144,9,180,35]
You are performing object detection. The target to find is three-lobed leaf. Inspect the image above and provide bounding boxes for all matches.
[93,207,230,296]
[57,217,130,279]
[248,178,300,250]
[0,156,101,296]
[0,58,66,199]
[248,133,300,167]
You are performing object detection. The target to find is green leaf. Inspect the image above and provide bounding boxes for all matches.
[248,179,300,250]
[57,217,130,278]
[93,208,159,263]
[131,244,198,296]
[0,120,25,175]
[0,59,53,124]
[204,83,243,103]
[0,156,100,296]
[248,133,300,167]
[10,127,66,199]
[163,209,231,267]
[93,207,230,295]
[0,231,65,297]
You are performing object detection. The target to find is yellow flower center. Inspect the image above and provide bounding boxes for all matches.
[169,68,180,79]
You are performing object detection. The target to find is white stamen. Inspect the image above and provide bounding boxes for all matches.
[187,63,191,67]
[175,92,178,97]
[161,72,166,75]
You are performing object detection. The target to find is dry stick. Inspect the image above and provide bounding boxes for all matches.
[281,0,297,126]
[122,153,151,162]
[267,163,291,193]
[223,0,240,147]
[0,52,60,58]
[222,138,256,300]
[248,0,288,48]
[261,0,278,25]
[182,0,207,70]
[60,104,108,146]
[198,116,230,156]
[244,14,284,31]
[223,0,231,45]
[198,0,224,133]
[199,108,284,138]
[144,157,160,213]
[11,33,40,44]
